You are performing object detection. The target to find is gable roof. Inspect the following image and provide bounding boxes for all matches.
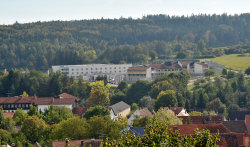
[110,101,130,115]
[168,123,230,136]
[179,115,224,124]
[137,108,153,117]
[167,107,185,115]
[3,112,14,118]
[149,63,182,69]
[0,93,78,106]
[223,121,248,133]
[128,66,150,71]
[59,93,80,101]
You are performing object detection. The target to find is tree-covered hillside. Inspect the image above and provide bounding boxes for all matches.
[1,13,250,69]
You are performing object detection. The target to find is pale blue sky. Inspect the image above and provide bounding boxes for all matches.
[0,0,250,24]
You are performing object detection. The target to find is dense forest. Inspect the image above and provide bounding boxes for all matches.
[1,14,250,69]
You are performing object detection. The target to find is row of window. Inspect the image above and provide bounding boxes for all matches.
[71,70,126,75]
[1,103,31,109]
[71,67,128,71]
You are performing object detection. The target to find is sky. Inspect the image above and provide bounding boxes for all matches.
[0,0,250,25]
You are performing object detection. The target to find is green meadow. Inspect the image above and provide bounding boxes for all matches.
[204,53,250,71]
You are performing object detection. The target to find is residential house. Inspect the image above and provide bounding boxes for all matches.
[229,109,250,120]
[189,62,209,75]
[128,108,153,124]
[109,101,130,120]
[52,139,103,147]
[167,107,189,116]
[0,93,79,113]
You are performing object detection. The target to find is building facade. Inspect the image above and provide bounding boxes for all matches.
[52,64,132,82]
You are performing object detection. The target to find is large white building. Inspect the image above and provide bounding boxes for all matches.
[52,64,132,82]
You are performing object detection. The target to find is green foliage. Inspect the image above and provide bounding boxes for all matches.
[152,108,182,125]
[132,116,150,127]
[155,90,178,110]
[3,117,16,133]
[0,129,12,145]
[110,91,126,105]
[83,105,110,120]
[14,108,27,126]
[21,116,47,143]
[222,68,227,75]
[245,67,250,75]
[126,80,150,104]
[131,103,139,112]
[0,107,3,128]
[139,96,155,112]
[51,116,88,140]
[27,105,42,118]
[117,81,128,92]
[189,111,202,116]
[103,119,220,146]
[44,106,73,124]
[205,69,215,77]
[87,116,123,140]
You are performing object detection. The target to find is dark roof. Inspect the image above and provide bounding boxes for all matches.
[34,97,76,105]
[168,123,230,136]
[131,127,146,137]
[196,62,208,66]
[137,108,153,117]
[52,139,102,147]
[229,110,250,120]
[0,96,35,104]
[110,101,130,115]
[179,115,224,124]
[223,121,248,133]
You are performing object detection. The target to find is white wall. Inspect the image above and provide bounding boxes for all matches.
[37,104,73,113]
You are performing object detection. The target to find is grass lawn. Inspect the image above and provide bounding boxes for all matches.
[205,53,250,71]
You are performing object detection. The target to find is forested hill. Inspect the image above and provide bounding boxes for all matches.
[1,13,250,69]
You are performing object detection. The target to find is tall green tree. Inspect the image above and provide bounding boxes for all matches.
[155,90,178,110]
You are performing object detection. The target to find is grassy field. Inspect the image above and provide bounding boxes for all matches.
[205,53,250,71]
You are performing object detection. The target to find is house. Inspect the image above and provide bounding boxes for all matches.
[166,107,189,116]
[229,110,250,120]
[52,64,132,82]
[3,112,15,118]
[0,93,80,113]
[109,101,130,120]
[189,62,209,75]
[178,115,225,124]
[122,126,146,137]
[127,66,152,82]
[128,108,153,124]
[52,139,103,147]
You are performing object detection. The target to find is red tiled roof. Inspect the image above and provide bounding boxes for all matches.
[128,66,149,71]
[223,121,248,133]
[34,97,76,105]
[179,116,224,124]
[149,64,182,69]
[59,93,80,101]
[52,139,103,147]
[168,123,230,136]
[0,93,77,105]
[180,61,190,66]
[137,108,153,117]
[72,107,88,117]
[0,97,34,104]
[196,62,208,66]
[245,115,250,132]
[3,112,14,118]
